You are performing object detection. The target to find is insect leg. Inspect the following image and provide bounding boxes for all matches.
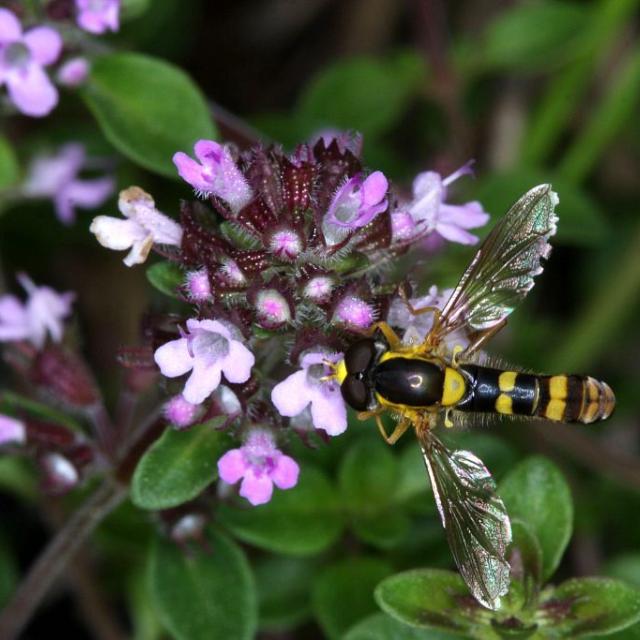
[366,322,401,349]
[399,287,442,322]
[385,417,411,444]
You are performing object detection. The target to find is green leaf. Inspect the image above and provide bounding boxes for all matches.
[146,261,184,298]
[504,519,543,611]
[558,47,640,184]
[149,528,257,640]
[375,569,486,634]
[0,135,19,190]
[0,390,83,433]
[255,555,317,631]
[606,554,640,587]
[131,419,228,510]
[83,53,217,177]
[339,438,409,549]
[542,578,640,638]
[121,0,151,20]
[345,613,459,640]
[312,557,393,640]
[482,1,586,72]
[297,51,426,140]
[499,456,573,581]
[217,465,344,556]
[475,169,608,246]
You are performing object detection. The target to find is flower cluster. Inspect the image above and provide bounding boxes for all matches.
[0,3,120,118]
[86,133,489,506]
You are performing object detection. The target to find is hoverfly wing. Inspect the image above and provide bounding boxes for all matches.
[434,184,559,341]
[420,432,512,610]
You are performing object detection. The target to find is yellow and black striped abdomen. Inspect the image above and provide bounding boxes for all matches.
[456,365,615,424]
[535,374,615,424]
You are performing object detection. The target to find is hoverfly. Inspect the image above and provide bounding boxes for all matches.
[330,184,615,610]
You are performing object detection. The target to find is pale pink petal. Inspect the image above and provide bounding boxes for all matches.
[0,295,27,324]
[221,340,254,384]
[310,386,347,436]
[62,177,115,209]
[90,216,146,250]
[0,415,26,445]
[271,370,311,417]
[271,455,299,490]
[182,360,221,404]
[412,171,442,199]
[57,57,90,87]
[435,222,479,245]
[361,171,388,206]
[438,202,489,229]
[172,151,210,192]
[217,449,247,484]
[6,63,58,117]
[23,27,62,66]
[153,338,193,377]
[194,318,232,341]
[0,9,22,41]
[239,468,274,506]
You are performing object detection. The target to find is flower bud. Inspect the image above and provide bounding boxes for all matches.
[332,295,375,330]
[40,452,79,495]
[254,289,292,330]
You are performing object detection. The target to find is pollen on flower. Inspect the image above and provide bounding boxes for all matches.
[164,395,201,429]
[255,289,291,329]
[269,229,302,260]
[185,269,211,302]
[333,296,375,330]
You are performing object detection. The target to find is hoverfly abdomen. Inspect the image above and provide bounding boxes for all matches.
[374,357,444,407]
[535,374,615,424]
[457,365,538,416]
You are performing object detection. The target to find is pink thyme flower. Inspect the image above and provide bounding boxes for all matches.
[173,140,252,213]
[322,172,388,245]
[0,414,26,445]
[185,269,211,302]
[22,143,114,225]
[75,0,120,34]
[57,57,90,87]
[0,274,74,348]
[387,285,469,352]
[393,162,489,246]
[154,318,254,405]
[271,351,347,436]
[254,289,292,329]
[163,395,202,429]
[90,186,183,266]
[217,428,299,506]
[0,9,61,117]
[333,295,376,331]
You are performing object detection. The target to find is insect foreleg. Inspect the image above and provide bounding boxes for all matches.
[366,321,401,349]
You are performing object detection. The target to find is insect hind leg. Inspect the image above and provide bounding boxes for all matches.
[366,321,401,349]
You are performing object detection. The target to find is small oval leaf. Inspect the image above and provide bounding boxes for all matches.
[499,456,573,581]
[312,557,393,640]
[131,419,228,510]
[149,528,257,640]
[542,577,640,638]
[83,53,217,177]
[146,261,184,298]
[345,613,459,640]
[375,569,485,634]
[217,466,344,556]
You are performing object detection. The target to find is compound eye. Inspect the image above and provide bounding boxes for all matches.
[344,339,376,374]
[341,375,369,411]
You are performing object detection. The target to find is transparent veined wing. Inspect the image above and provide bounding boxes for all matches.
[419,431,512,610]
[433,184,559,341]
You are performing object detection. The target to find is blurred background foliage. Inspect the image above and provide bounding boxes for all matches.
[1,0,640,638]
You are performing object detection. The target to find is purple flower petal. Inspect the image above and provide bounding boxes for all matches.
[194,139,223,164]
[23,26,62,66]
[217,449,247,484]
[239,468,274,506]
[0,415,26,445]
[6,63,58,117]
[435,222,479,245]
[0,9,22,41]
[271,455,299,490]
[310,386,347,436]
[173,151,210,193]
[438,202,489,228]
[55,178,115,225]
[153,338,193,377]
[361,171,388,206]
[271,370,310,417]
[221,340,255,384]
[182,360,222,405]
[57,57,90,87]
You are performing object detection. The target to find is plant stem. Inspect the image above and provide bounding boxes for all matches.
[0,479,128,640]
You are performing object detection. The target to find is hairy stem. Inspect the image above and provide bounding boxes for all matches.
[0,479,128,640]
